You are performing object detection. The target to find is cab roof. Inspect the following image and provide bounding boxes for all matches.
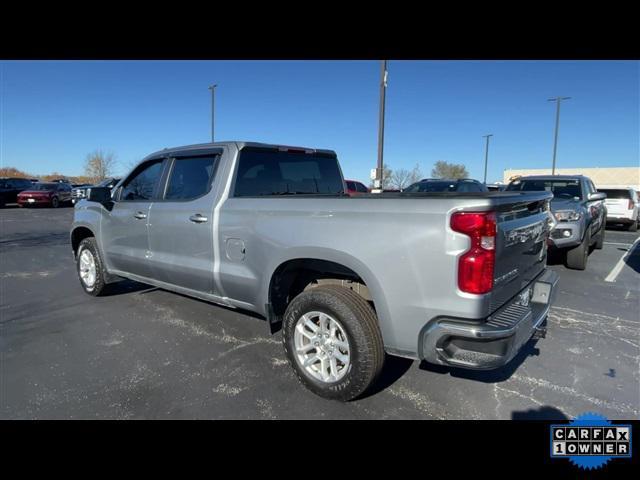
[512,175,586,181]
[143,141,337,161]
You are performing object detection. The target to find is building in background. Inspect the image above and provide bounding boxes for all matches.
[503,167,640,190]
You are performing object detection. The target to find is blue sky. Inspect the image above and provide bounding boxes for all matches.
[1,60,638,183]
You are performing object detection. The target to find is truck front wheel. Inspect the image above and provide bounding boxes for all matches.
[566,230,590,270]
[76,237,108,296]
[282,285,385,401]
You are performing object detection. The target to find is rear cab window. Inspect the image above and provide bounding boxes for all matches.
[233,148,344,197]
[600,189,631,199]
[506,178,583,200]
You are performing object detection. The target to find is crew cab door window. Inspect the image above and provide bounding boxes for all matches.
[164,156,218,200]
[120,160,164,201]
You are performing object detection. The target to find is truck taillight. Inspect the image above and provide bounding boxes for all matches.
[629,199,635,210]
[450,211,497,294]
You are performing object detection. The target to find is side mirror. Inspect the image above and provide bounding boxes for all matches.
[87,186,112,206]
[588,192,606,201]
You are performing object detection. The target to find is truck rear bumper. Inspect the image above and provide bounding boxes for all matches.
[419,269,559,370]
[606,214,635,224]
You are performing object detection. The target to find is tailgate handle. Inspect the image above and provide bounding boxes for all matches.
[133,211,147,220]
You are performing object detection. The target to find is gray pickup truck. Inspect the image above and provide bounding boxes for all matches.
[71,141,559,400]
[506,175,607,270]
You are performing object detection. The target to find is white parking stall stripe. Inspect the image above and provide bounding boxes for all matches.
[604,236,640,283]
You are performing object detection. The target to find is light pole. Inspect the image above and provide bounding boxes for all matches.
[548,96,571,175]
[208,84,218,142]
[375,60,388,192]
[482,134,493,184]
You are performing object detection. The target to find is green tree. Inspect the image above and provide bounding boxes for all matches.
[431,160,469,179]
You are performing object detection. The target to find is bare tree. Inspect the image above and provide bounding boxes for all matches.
[389,163,422,190]
[431,160,469,179]
[84,150,116,183]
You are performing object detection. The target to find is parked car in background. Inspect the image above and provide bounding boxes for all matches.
[17,182,73,208]
[72,141,558,400]
[506,175,606,270]
[404,178,489,193]
[599,187,639,231]
[345,179,369,196]
[72,178,121,204]
[0,177,35,207]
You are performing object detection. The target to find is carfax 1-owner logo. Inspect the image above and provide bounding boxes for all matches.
[550,412,632,470]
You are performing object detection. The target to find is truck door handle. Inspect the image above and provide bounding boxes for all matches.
[133,211,147,220]
[189,214,208,223]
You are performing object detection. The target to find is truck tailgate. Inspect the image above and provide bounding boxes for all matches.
[490,192,553,312]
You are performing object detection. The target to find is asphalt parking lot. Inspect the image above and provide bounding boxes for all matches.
[1,205,638,419]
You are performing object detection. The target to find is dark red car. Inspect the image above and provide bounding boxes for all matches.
[345,179,369,196]
[17,182,72,208]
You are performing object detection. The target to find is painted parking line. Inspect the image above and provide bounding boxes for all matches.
[603,242,634,247]
[605,236,640,283]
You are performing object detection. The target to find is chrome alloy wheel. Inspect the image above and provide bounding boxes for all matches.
[294,311,351,383]
[79,249,97,288]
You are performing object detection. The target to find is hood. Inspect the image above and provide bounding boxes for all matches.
[550,197,581,212]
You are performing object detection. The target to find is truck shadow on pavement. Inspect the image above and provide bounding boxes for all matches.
[511,405,569,420]
[624,243,640,274]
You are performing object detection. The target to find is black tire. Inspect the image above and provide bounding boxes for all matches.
[566,230,590,270]
[51,196,59,208]
[594,225,605,250]
[282,284,385,401]
[76,237,108,296]
[628,220,638,232]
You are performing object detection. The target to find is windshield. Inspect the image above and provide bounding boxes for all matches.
[506,179,582,200]
[31,183,56,191]
[404,181,459,193]
[97,178,119,187]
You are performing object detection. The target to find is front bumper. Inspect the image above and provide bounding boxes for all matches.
[548,221,582,248]
[17,197,52,206]
[419,269,559,370]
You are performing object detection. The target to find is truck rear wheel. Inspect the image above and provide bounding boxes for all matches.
[77,237,108,296]
[628,220,638,232]
[282,285,385,401]
[566,230,590,270]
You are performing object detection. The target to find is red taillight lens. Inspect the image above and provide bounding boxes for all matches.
[450,211,497,294]
[629,199,634,210]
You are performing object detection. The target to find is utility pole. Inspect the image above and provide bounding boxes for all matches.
[482,134,493,184]
[548,96,571,175]
[374,60,388,192]
[208,84,218,142]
